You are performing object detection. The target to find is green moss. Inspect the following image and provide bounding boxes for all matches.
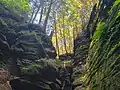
[85,1,120,90]
[21,59,63,74]
[113,0,120,6]
[92,22,106,41]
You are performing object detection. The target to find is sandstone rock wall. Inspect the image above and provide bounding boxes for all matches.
[73,0,120,90]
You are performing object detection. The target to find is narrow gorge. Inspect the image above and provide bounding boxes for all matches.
[0,0,120,90]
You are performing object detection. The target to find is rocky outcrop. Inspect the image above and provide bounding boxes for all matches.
[10,59,62,90]
[0,11,57,75]
[0,4,58,90]
[0,3,57,66]
[3,23,57,77]
[59,53,73,61]
[72,24,90,90]
[72,3,92,90]
[6,23,57,60]
[85,0,120,90]
[73,0,120,90]
[10,79,51,90]
[9,59,73,90]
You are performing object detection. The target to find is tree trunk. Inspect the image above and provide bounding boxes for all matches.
[38,1,44,24]
[73,24,75,42]
[62,15,68,54]
[59,24,64,54]
[43,0,53,34]
[31,3,41,23]
[29,10,35,23]
[53,13,60,56]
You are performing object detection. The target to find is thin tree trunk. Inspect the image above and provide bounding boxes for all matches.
[54,13,60,56]
[29,10,35,23]
[73,24,75,43]
[43,0,53,34]
[38,7,44,24]
[67,22,71,53]
[38,1,44,24]
[59,24,64,54]
[75,23,78,38]
[28,0,38,23]
[31,3,41,23]
[62,15,68,54]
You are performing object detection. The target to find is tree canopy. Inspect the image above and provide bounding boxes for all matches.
[52,0,98,55]
[0,0,30,13]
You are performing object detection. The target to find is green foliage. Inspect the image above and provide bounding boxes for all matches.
[52,0,97,55]
[109,0,120,16]
[0,0,31,13]
[113,0,120,6]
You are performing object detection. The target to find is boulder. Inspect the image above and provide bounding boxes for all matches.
[10,59,62,90]
[10,78,51,90]
[59,53,73,61]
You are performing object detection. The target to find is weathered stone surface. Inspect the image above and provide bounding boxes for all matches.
[72,9,91,90]
[73,0,120,90]
[10,59,62,90]
[85,1,120,89]
[0,69,12,90]
[10,79,51,90]
[0,4,57,89]
[59,53,73,61]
